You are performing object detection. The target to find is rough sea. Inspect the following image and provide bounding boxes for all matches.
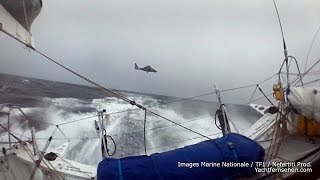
[0,73,261,166]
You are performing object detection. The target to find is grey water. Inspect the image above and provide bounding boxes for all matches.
[0,73,261,166]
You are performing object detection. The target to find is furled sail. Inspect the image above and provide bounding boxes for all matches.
[0,0,42,48]
[98,133,265,180]
[288,87,320,122]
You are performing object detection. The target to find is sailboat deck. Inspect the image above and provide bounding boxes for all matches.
[248,134,320,179]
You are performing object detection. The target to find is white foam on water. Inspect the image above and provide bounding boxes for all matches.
[1,94,257,166]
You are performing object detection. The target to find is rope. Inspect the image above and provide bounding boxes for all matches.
[248,85,258,104]
[34,49,133,104]
[147,110,212,140]
[56,115,98,126]
[304,24,320,73]
[264,110,280,161]
[257,85,275,106]
[29,136,53,180]
[56,125,70,142]
[292,58,320,86]
[0,124,21,142]
[36,137,99,140]
[298,78,320,86]
[22,143,64,180]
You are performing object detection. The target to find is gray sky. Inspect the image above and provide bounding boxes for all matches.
[1,0,320,103]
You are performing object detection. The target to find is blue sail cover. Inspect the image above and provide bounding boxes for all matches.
[97,133,264,180]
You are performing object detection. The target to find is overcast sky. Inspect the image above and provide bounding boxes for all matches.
[1,0,320,103]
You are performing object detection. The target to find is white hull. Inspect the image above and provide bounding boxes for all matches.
[0,143,96,180]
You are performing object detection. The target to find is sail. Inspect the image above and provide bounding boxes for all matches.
[0,0,42,48]
[288,87,320,122]
[97,133,264,180]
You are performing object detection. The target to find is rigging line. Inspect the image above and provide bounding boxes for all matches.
[147,110,212,140]
[269,112,284,161]
[21,142,64,180]
[33,49,133,104]
[158,92,217,105]
[24,143,65,180]
[57,109,139,126]
[0,25,33,48]
[292,58,320,86]
[248,85,258,104]
[305,24,320,73]
[258,73,278,85]
[22,144,54,178]
[29,136,53,180]
[265,109,280,161]
[309,69,320,74]
[56,115,98,126]
[280,71,320,76]
[251,83,294,103]
[257,85,275,107]
[272,0,288,59]
[36,137,99,140]
[57,108,142,126]
[108,108,138,115]
[220,84,256,93]
[0,130,31,140]
[297,78,320,86]
[145,82,259,107]
[50,126,58,138]
[56,125,70,141]
[57,109,138,126]
[0,124,21,142]
[133,73,275,108]
[170,73,276,104]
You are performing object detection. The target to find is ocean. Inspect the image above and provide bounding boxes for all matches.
[0,73,261,166]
